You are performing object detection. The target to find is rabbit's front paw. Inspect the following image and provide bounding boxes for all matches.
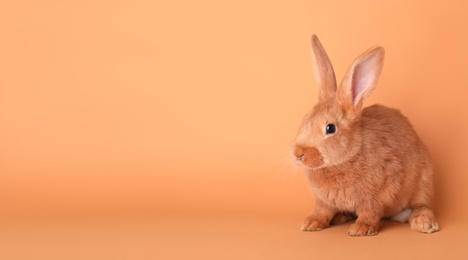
[348,222,378,236]
[301,216,329,231]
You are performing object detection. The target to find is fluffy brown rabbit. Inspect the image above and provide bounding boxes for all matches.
[292,35,439,236]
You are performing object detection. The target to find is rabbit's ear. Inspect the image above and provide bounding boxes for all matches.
[311,35,337,101]
[339,46,385,114]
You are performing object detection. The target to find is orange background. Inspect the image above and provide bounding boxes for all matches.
[1,0,468,259]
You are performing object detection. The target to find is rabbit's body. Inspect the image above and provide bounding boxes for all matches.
[308,104,432,218]
[293,35,439,236]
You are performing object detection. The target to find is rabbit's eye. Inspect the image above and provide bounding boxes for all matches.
[325,124,336,135]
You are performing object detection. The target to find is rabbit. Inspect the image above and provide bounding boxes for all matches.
[291,35,439,236]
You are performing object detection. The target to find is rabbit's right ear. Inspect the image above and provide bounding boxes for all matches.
[311,35,337,101]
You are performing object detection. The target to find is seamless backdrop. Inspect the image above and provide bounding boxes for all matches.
[1,0,468,259]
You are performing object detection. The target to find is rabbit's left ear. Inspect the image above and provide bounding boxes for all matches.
[339,46,385,114]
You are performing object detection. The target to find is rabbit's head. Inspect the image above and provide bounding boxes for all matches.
[292,35,385,170]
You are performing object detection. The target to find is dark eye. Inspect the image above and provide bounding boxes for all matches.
[325,124,336,135]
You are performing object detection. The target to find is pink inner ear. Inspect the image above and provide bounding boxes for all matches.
[351,58,377,104]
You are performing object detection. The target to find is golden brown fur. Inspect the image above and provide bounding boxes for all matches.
[292,35,439,236]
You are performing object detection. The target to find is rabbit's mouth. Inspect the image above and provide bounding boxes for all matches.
[292,145,324,169]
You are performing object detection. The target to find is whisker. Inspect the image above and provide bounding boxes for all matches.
[272,149,301,177]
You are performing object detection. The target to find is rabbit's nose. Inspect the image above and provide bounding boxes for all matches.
[296,154,305,161]
[292,146,305,160]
